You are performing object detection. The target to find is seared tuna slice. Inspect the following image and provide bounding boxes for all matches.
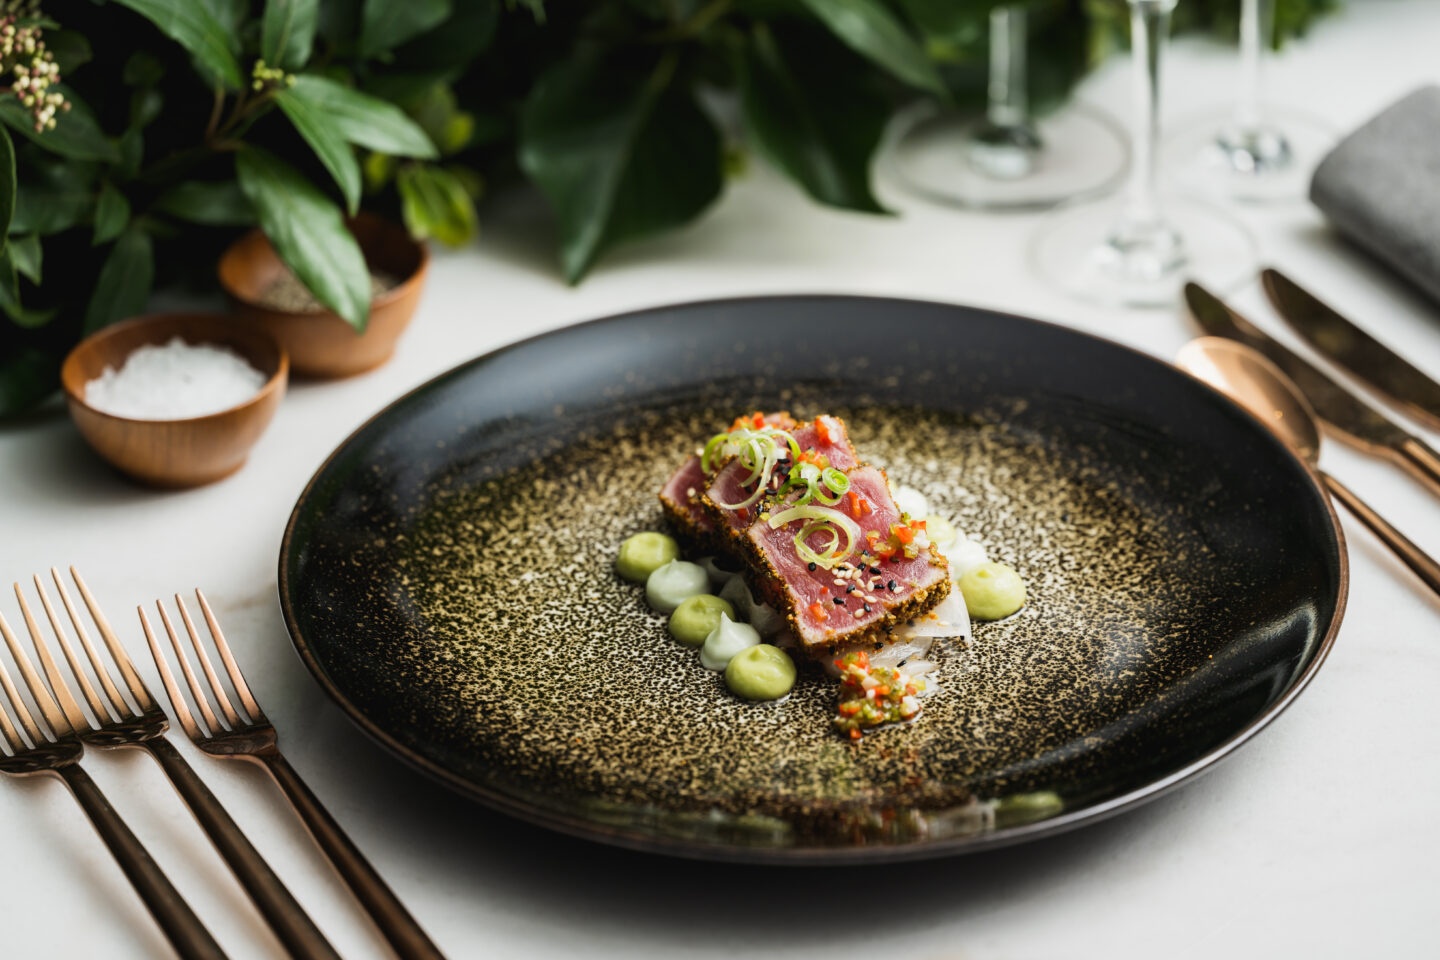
[658,455,714,548]
[657,411,798,551]
[742,464,949,652]
[700,415,859,553]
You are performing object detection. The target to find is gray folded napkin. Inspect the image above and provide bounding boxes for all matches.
[1311,85,1440,308]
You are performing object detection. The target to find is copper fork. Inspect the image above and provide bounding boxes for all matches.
[22,570,341,960]
[0,594,227,960]
[144,589,445,960]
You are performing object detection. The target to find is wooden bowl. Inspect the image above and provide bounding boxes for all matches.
[217,213,428,378]
[61,314,288,488]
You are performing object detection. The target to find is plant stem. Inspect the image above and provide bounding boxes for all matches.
[647,0,731,42]
[204,86,224,140]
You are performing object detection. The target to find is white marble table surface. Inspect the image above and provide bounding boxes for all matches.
[3,4,1437,957]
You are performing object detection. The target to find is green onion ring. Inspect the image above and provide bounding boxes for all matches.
[767,505,862,569]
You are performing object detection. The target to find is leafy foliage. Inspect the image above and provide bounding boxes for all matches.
[0,0,1340,415]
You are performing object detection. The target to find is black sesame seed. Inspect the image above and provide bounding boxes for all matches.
[870,565,881,574]
[832,597,845,605]
[846,586,855,594]
[887,579,896,591]
[807,562,817,571]
[863,604,871,613]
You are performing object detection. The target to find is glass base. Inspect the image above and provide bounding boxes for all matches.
[886,101,1130,211]
[1030,195,1258,307]
[1164,106,1336,204]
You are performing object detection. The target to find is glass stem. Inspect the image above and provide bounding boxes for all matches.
[1119,0,1176,238]
[1234,0,1272,132]
[986,6,1028,128]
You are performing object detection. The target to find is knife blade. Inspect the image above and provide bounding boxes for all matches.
[1183,281,1440,500]
[1263,267,1440,434]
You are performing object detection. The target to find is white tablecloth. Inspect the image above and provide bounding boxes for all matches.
[3,4,1436,956]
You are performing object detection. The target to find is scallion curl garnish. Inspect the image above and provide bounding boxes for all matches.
[780,463,850,508]
[702,425,802,510]
[768,504,861,570]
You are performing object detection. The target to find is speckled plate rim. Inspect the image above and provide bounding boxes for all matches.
[277,295,1350,865]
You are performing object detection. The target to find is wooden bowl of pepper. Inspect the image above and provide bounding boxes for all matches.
[218,212,428,378]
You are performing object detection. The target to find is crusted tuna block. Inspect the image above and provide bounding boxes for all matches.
[658,455,714,549]
[658,411,798,552]
[743,464,950,652]
[700,415,859,554]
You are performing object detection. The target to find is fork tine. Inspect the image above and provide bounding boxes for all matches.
[0,604,71,738]
[32,575,112,725]
[0,656,34,751]
[154,601,221,734]
[138,606,205,740]
[50,569,135,721]
[195,589,266,722]
[174,594,243,727]
[14,583,89,734]
[69,567,155,712]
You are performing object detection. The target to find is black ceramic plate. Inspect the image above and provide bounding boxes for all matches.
[280,296,1346,864]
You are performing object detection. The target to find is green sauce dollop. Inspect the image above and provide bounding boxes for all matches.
[725,644,796,700]
[669,594,735,647]
[958,561,1026,620]
[616,532,679,582]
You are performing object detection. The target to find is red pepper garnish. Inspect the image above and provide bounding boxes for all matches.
[892,523,914,545]
[814,416,832,443]
[809,602,829,622]
[848,490,862,518]
[910,518,926,531]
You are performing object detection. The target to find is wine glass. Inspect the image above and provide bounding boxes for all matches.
[888,5,1128,210]
[1164,0,1333,202]
[1029,0,1257,307]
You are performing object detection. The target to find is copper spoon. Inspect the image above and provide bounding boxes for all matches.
[1178,336,1440,599]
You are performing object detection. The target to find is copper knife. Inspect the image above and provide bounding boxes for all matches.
[1263,267,1440,434]
[1184,281,1440,500]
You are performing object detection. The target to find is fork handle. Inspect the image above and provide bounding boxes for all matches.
[145,739,343,960]
[56,764,229,960]
[253,753,447,960]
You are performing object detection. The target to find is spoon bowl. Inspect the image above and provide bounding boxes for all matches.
[1178,335,1440,600]
[1176,337,1323,463]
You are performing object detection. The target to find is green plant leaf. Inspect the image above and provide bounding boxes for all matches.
[396,164,477,246]
[406,83,474,157]
[154,180,256,225]
[739,24,889,212]
[388,0,498,69]
[0,249,56,328]
[0,126,14,240]
[8,233,41,283]
[11,184,93,235]
[83,228,154,335]
[92,183,131,246]
[263,0,320,69]
[0,348,58,417]
[519,48,723,282]
[111,0,244,90]
[0,87,120,163]
[797,0,946,94]
[275,88,362,214]
[360,0,450,57]
[287,75,437,157]
[47,29,94,74]
[894,0,999,38]
[235,146,371,330]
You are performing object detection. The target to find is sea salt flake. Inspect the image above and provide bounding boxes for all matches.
[84,337,267,420]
